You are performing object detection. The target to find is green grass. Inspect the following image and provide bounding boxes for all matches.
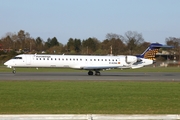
[0,81,180,114]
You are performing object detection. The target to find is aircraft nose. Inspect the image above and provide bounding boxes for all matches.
[4,61,12,68]
[4,61,8,66]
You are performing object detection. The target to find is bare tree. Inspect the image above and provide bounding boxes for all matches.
[124,31,144,55]
[1,36,13,50]
[166,37,180,60]
[106,33,123,40]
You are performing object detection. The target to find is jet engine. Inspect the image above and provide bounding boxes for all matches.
[125,55,138,64]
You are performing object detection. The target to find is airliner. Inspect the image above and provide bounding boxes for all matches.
[4,43,172,75]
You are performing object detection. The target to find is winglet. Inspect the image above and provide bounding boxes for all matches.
[136,43,173,60]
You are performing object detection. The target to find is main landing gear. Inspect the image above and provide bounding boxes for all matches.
[88,70,101,76]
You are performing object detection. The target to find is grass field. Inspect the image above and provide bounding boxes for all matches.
[0,81,180,114]
[0,66,180,114]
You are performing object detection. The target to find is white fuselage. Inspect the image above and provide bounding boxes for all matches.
[4,54,153,70]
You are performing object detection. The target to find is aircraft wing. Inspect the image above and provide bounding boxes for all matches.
[82,66,120,70]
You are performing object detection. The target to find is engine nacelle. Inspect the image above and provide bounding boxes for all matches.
[125,56,137,64]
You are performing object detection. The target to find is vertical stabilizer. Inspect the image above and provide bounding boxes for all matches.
[136,43,173,60]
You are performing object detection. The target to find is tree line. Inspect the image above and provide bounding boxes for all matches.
[0,30,179,58]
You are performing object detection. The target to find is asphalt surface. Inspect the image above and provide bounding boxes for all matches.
[0,72,180,81]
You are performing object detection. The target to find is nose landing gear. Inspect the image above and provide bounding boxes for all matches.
[12,68,16,74]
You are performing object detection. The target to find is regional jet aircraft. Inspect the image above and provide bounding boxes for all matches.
[4,43,172,75]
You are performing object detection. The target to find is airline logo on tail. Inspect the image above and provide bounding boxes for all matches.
[144,48,159,60]
[136,43,173,60]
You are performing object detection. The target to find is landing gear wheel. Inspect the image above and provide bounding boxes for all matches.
[12,70,16,74]
[12,67,16,74]
[88,71,93,75]
[95,71,101,76]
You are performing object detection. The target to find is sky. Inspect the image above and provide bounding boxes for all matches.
[1,0,180,45]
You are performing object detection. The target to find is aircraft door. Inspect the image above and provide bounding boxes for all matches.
[26,55,31,65]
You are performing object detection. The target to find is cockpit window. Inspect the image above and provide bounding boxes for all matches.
[13,57,22,59]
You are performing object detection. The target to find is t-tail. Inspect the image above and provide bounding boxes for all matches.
[136,43,173,61]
